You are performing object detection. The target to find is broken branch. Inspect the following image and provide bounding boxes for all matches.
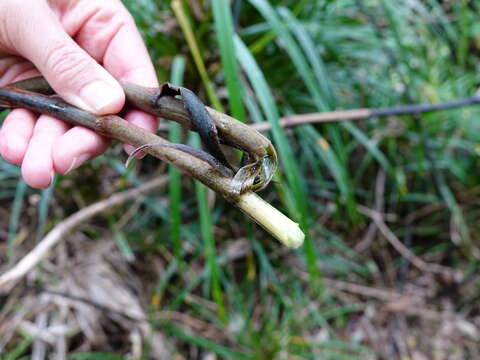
[0,81,304,249]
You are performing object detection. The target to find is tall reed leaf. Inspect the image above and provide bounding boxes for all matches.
[173,0,227,317]
[169,55,186,257]
[172,0,223,111]
[8,179,27,263]
[191,133,226,321]
[212,0,246,122]
[234,35,319,279]
[250,0,361,220]
[36,180,56,243]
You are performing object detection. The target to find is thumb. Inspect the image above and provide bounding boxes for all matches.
[13,1,124,115]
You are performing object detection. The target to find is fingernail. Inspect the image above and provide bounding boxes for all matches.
[124,144,146,159]
[79,81,121,113]
[65,153,91,174]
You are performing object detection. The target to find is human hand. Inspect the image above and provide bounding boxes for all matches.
[0,0,159,188]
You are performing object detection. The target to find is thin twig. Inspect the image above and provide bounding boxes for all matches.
[26,285,146,322]
[296,271,458,322]
[358,205,461,280]
[249,96,480,132]
[355,170,386,252]
[0,176,169,293]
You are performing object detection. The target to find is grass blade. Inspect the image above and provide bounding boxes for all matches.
[69,353,127,360]
[212,0,246,122]
[172,0,226,319]
[172,0,223,111]
[249,0,327,111]
[161,322,249,359]
[36,180,56,243]
[249,0,362,221]
[191,133,226,321]
[4,335,33,360]
[8,179,28,263]
[249,0,309,54]
[169,55,186,257]
[278,7,335,108]
[234,35,319,279]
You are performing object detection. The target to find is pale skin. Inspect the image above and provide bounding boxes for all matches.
[0,0,159,188]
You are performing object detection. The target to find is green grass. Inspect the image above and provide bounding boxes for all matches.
[2,0,480,358]
[234,35,319,279]
[8,179,27,264]
[212,0,247,122]
[169,55,186,257]
[35,178,56,243]
[2,335,33,360]
[69,353,127,360]
[171,1,227,321]
[172,0,223,111]
[191,132,226,322]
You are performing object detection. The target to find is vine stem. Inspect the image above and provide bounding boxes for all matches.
[0,85,304,249]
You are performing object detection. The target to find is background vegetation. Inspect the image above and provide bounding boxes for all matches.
[1,0,480,358]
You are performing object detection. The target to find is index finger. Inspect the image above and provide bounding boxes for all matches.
[103,20,160,143]
[72,1,159,132]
